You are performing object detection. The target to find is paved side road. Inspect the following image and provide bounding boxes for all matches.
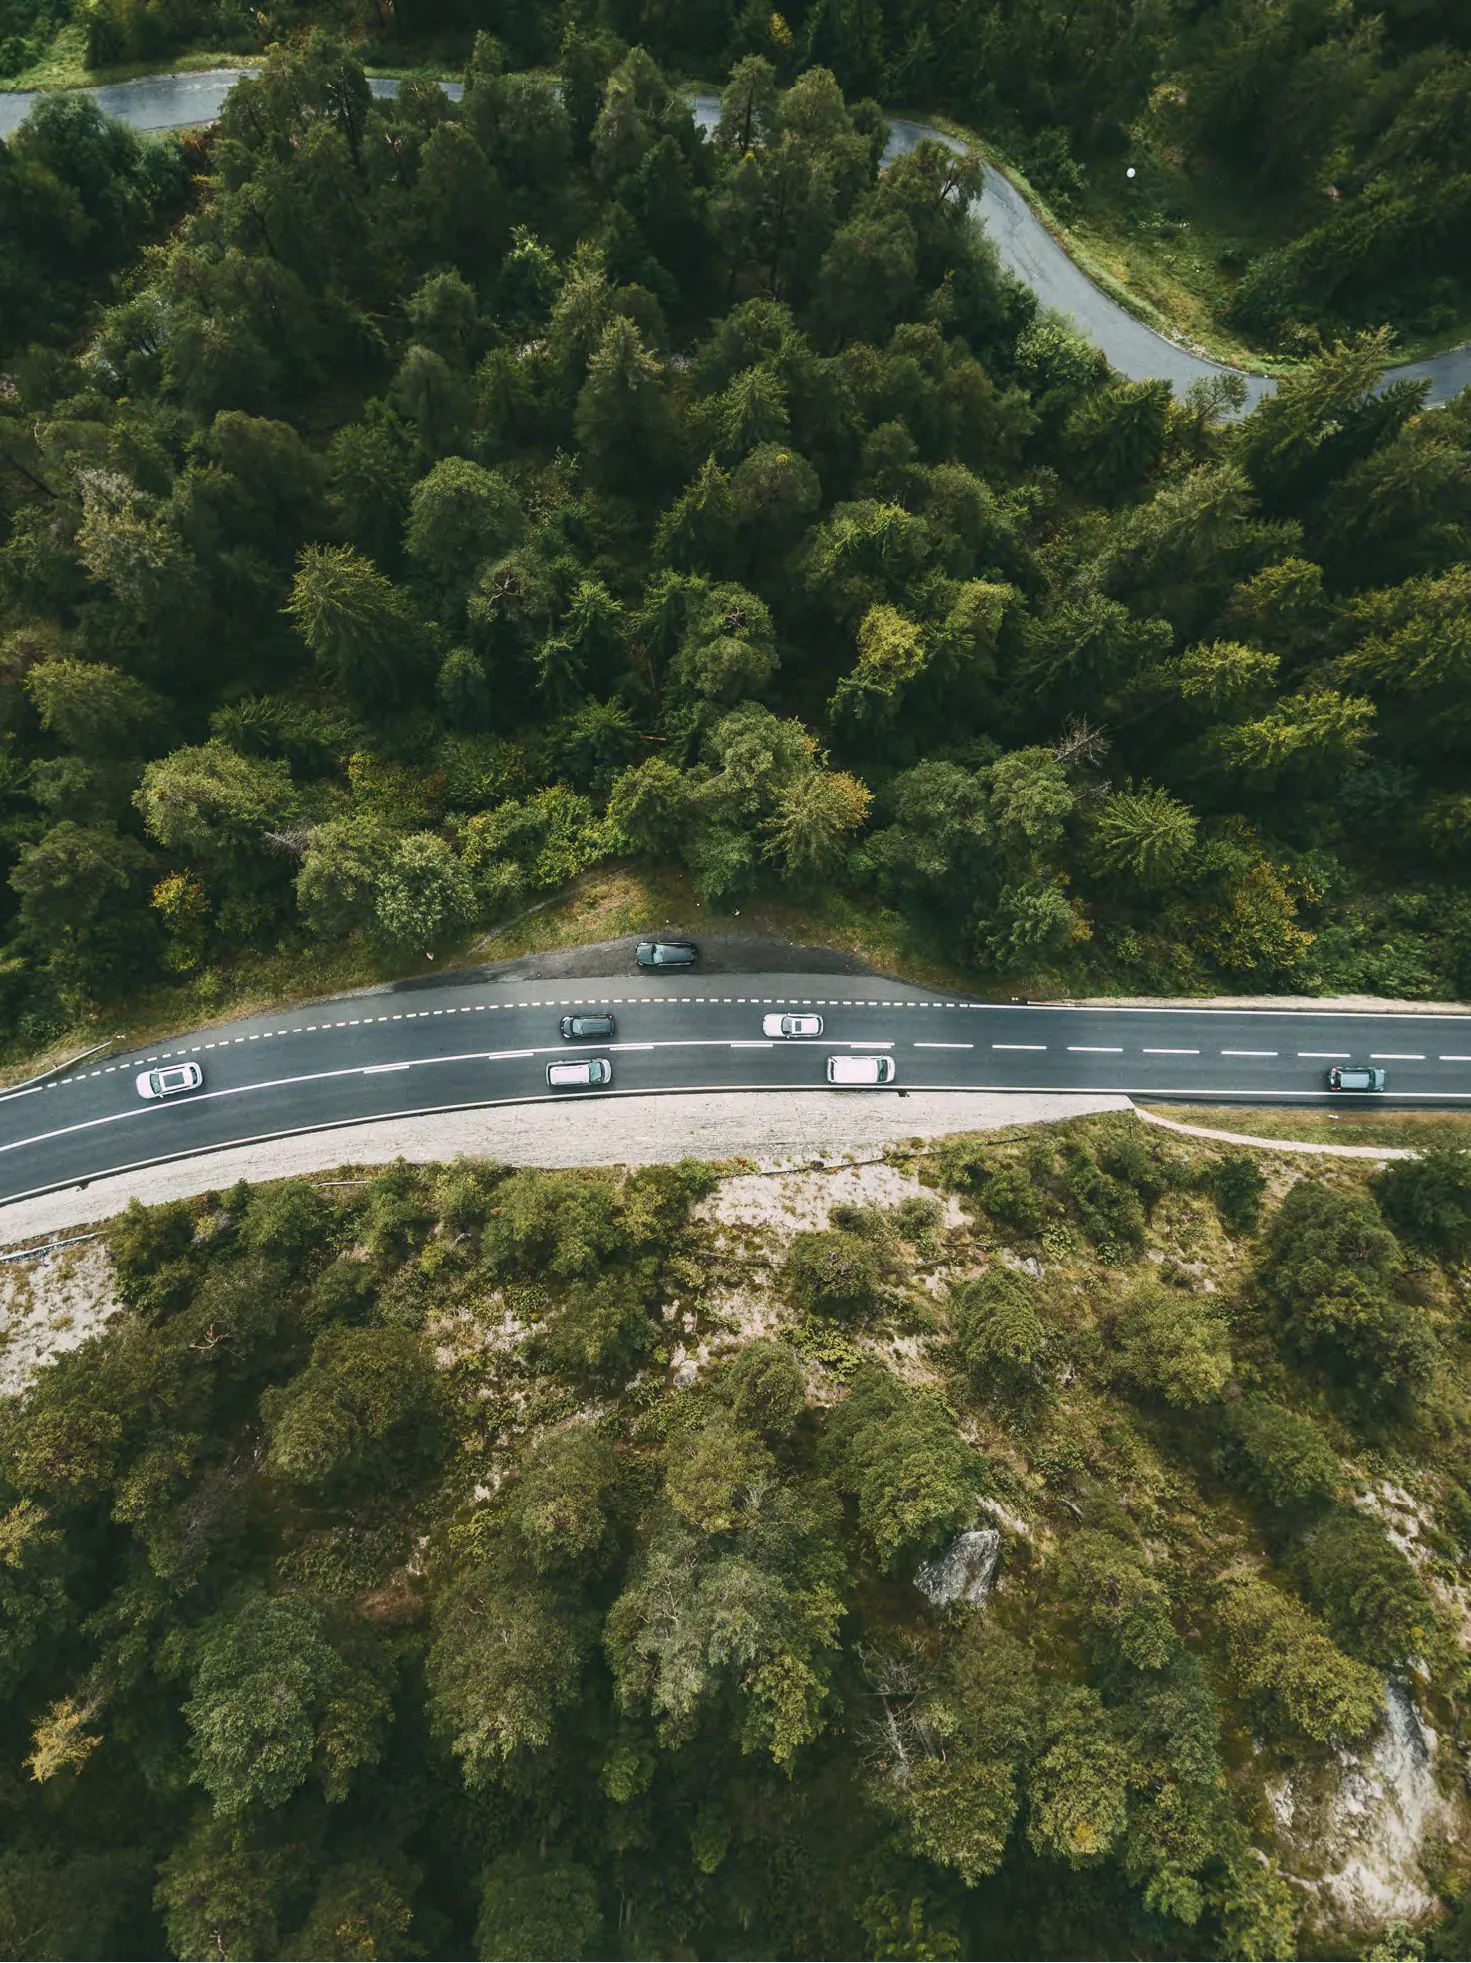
[1,966,1468,1213]
[3,69,1467,407]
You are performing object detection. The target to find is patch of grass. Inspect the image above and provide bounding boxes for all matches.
[0,31,467,94]
[1143,1104,1471,1152]
[914,105,1471,376]
[0,24,252,92]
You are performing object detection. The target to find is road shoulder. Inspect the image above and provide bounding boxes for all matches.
[0,1089,1130,1244]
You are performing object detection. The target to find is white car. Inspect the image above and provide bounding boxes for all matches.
[546,1058,612,1089]
[763,1013,824,1039]
[136,1061,203,1100]
[827,1054,896,1086]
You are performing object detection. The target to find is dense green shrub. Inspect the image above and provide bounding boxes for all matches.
[1204,1151,1268,1234]
[952,1265,1048,1394]
[1374,1148,1471,1259]
[1215,1569,1383,1745]
[1294,1508,1437,1668]
[783,1227,887,1322]
[1113,1279,1233,1409]
[1225,1395,1341,1509]
[822,1363,979,1567]
[1255,1180,1437,1400]
[1063,1145,1147,1252]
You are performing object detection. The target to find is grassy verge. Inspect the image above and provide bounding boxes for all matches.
[0,25,245,91]
[1142,1103,1471,1151]
[904,106,1287,375]
[0,29,466,93]
[911,106,1471,379]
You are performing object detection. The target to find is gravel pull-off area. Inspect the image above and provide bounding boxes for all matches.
[0,1090,1129,1246]
[417,931,890,989]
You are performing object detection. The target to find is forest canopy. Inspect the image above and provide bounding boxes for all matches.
[3,1119,1471,1958]
[1,31,1471,1062]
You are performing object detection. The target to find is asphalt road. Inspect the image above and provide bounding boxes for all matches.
[3,69,1468,407]
[1,969,1469,1209]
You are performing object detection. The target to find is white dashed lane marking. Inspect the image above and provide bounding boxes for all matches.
[26,993,1471,1105]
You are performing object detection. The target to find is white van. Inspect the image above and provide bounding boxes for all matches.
[827,1054,896,1086]
[546,1058,612,1089]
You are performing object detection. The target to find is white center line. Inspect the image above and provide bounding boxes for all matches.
[1299,1052,1349,1058]
[1440,1054,1471,1062]
[1068,1045,1122,1053]
[914,1041,974,1049]
[1371,1053,1424,1060]
[1222,1049,1278,1057]
[1143,1047,1199,1055]
[993,1043,1047,1051]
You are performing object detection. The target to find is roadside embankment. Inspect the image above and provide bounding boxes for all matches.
[0,1089,1129,1244]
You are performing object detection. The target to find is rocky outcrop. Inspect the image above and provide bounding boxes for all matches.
[914,1528,1003,1608]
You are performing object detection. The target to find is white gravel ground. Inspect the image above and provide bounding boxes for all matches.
[0,1090,1130,1244]
[0,1239,122,1396]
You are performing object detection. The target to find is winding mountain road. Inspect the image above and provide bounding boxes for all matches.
[3,67,1468,406]
[1,963,1468,1210]
[3,74,1468,1206]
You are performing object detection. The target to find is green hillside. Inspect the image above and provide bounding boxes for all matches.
[3,35,1471,1071]
[3,1117,1471,1956]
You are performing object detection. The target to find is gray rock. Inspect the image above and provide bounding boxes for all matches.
[914,1528,1002,1607]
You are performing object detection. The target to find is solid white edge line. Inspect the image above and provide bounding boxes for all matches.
[7,1080,1471,1211]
